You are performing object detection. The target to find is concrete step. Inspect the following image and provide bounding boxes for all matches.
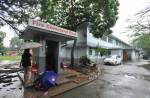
[17,72,33,87]
[55,76,72,86]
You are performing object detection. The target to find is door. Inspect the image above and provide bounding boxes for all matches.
[45,40,59,73]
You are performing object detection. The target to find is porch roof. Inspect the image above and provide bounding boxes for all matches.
[20,19,77,41]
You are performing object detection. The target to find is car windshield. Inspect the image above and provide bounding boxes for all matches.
[106,55,117,59]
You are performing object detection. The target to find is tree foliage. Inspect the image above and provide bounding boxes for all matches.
[0,0,40,35]
[40,0,119,66]
[79,56,91,65]
[10,37,24,50]
[40,0,119,38]
[0,31,6,42]
[0,31,6,55]
[96,45,108,56]
[0,0,119,65]
[131,34,150,56]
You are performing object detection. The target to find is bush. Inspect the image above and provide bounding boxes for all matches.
[17,50,23,56]
[79,56,91,65]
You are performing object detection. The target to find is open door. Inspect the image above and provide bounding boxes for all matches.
[45,40,59,73]
[123,50,128,62]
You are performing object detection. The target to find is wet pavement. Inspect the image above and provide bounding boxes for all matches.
[0,60,150,98]
[54,60,150,98]
[0,60,23,98]
[0,60,19,66]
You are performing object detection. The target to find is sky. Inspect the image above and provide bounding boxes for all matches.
[0,0,149,47]
[112,0,149,43]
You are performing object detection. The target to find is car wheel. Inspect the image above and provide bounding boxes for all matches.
[114,61,117,65]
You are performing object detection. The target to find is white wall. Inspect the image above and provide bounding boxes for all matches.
[76,23,87,43]
[86,26,122,49]
[67,23,87,45]
[131,50,136,61]
[111,50,123,56]
[61,47,87,59]
[131,50,140,61]
[61,23,136,64]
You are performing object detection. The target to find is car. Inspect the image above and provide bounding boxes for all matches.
[104,55,122,65]
[143,55,149,60]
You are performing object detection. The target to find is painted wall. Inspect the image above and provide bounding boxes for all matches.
[87,47,104,64]
[76,23,87,43]
[61,24,141,64]
[131,50,140,61]
[131,50,136,61]
[111,50,123,57]
[66,23,87,45]
[86,26,127,49]
[61,47,87,64]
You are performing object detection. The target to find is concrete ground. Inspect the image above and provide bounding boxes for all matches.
[53,60,150,98]
[0,60,98,98]
[0,60,150,98]
[0,60,23,98]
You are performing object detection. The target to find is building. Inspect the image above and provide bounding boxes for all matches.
[6,51,17,56]
[61,23,142,64]
[21,19,77,73]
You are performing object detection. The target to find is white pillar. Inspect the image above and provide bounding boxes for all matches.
[38,40,46,73]
[57,41,61,73]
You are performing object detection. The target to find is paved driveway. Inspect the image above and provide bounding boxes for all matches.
[54,60,150,98]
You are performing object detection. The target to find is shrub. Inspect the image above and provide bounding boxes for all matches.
[79,56,91,65]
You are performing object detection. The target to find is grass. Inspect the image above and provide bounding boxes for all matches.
[0,55,21,60]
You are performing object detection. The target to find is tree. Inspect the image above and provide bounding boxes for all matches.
[127,2,150,37]
[40,0,119,66]
[9,37,24,50]
[131,34,150,56]
[95,45,108,64]
[0,0,40,35]
[96,45,108,56]
[0,31,6,55]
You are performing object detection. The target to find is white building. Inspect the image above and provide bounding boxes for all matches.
[61,23,141,64]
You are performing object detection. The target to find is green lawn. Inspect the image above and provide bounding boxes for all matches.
[0,55,21,60]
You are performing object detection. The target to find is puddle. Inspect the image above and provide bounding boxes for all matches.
[124,75,136,79]
[0,60,12,66]
[0,61,25,98]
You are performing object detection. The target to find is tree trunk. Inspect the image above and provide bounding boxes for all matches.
[70,39,77,67]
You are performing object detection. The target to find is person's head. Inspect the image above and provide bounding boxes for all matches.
[24,49,30,55]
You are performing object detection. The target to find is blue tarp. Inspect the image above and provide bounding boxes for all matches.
[34,71,57,91]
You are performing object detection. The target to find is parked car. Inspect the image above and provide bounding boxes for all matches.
[143,55,149,60]
[104,55,122,65]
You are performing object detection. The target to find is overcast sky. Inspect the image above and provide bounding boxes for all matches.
[0,0,149,47]
[112,0,149,43]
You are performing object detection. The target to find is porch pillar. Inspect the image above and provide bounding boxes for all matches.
[38,40,46,73]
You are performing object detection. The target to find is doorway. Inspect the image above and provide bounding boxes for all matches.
[45,40,59,73]
[123,50,128,62]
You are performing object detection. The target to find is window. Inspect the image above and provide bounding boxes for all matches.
[101,36,107,41]
[120,42,123,47]
[95,50,98,56]
[116,40,119,45]
[89,48,92,56]
[108,37,113,43]
[117,56,121,58]
[118,42,122,46]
